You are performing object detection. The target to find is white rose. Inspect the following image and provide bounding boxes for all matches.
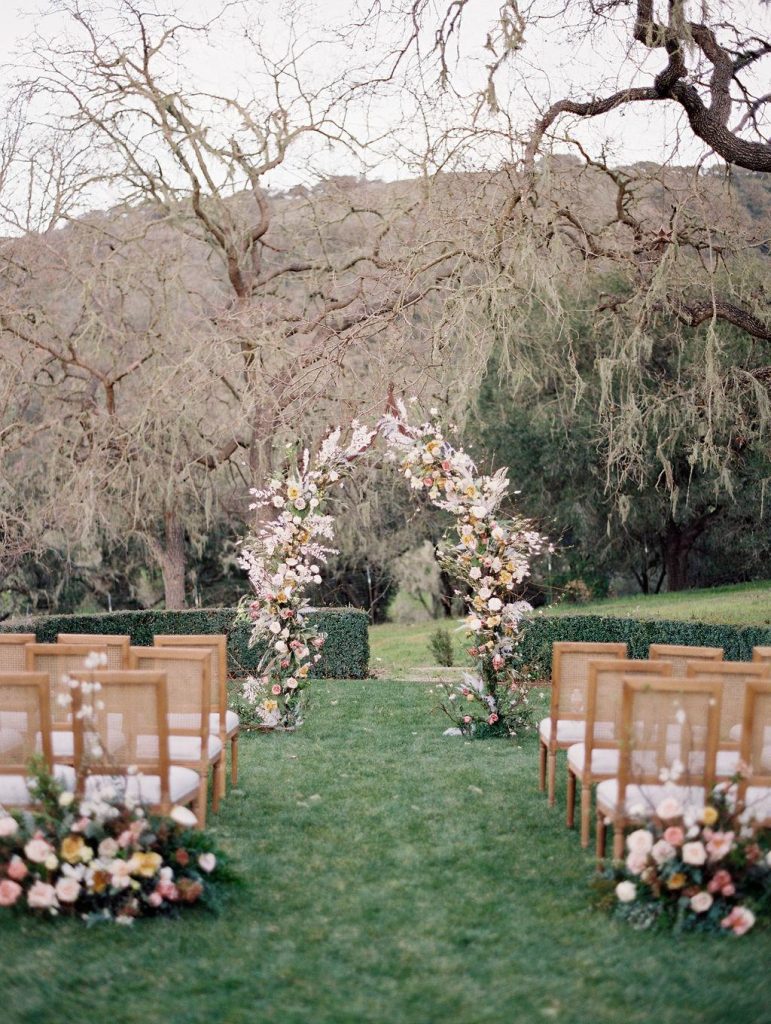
[690,891,713,914]
[626,829,653,855]
[27,881,58,910]
[615,881,637,903]
[682,841,707,866]
[479,587,492,600]
[269,622,282,635]
[198,852,216,873]
[169,805,198,829]
[55,876,81,904]
[651,840,675,865]
[625,851,648,876]
[488,597,503,612]
[469,567,482,580]
[44,854,59,871]
[0,815,18,837]
[58,791,75,808]
[275,641,288,654]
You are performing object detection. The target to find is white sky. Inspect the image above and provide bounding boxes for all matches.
[0,0,768,201]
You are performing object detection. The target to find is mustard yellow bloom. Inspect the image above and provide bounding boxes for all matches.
[128,851,163,878]
[701,806,719,826]
[667,873,686,890]
[60,835,86,864]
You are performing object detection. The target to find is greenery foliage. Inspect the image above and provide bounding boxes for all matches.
[515,614,771,679]
[428,628,455,667]
[0,607,370,679]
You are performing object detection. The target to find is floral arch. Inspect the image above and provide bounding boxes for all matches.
[237,394,549,735]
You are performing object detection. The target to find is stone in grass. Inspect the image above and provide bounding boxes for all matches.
[443,727,463,736]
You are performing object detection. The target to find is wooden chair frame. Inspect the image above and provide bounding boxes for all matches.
[648,643,723,676]
[596,676,721,860]
[737,679,771,826]
[686,661,770,776]
[567,659,672,848]
[540,641,627,806]
[153,633,233,794]
[56,633,130,671]
[0,671,54,808]
[752,646,771,666]
[129,646,218,826]
[0,634,37,673]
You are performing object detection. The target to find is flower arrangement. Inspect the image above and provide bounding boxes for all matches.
[237,393,548,735]
[597,788,770,935]
[381,397,549,736]
[237,422,378,728]
[0,761,228,925]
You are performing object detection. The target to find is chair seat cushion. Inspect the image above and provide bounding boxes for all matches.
[596,779,706,817]
[0,765,75,806]
[51,729,125,760]
[539,718,585,744]
[83,766,199,806]
[744,786,771,823]
[135,735,223,762]
[567,743,618,776]
[209,710,240,736]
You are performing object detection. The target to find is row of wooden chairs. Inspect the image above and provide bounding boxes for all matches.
[539,641,771,850]
[0,632,241,827]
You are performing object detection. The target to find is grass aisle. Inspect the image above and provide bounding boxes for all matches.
[1,681,769,1024]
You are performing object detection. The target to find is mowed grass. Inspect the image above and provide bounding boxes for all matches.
[1,681,769,1024]
[370,620,473,678]
[544,580,771,627]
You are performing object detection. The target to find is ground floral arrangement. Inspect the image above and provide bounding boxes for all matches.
[595,787,770,936]
[237,393,549,736]
[0,761,229,925]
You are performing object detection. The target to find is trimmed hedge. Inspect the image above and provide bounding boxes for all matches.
[1,607,370,679]
[516,614,771,679]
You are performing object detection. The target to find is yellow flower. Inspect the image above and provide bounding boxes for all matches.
[60,835,86,864]
[127,851,163,878]
[264,700,279,712]
[297,664,310,678]
[286,483,300,500]
[701,806,719,826]
[667,873,686,890]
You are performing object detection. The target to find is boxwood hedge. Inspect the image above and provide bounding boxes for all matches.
[1,607,369,679]
[515,614,771,679]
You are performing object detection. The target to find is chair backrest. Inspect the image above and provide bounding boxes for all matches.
[128,648,211,767]
[686,661,770,747]
[69,669,171,809]
[0,671,53,775]
[0,635,37,673]
[618,676,721,796]
[153,634,227,722]
[753,646,771,666]
[25,643,109,728]
[586,659,673,754]
[56,633,130,670]
[550,641,627,724]
[648,643,723,677]
[737,679,771,801]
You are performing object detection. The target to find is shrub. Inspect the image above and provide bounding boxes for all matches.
[1,607,369,679]
[429,627,454,667]
[514,614,771,679]
[561,579,593,605]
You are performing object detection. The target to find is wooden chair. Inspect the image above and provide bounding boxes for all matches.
[25,643,109,763]
[56,633,130,670]
[686,661,770,778]
[128,647,221,826]
[566,659,672,847]
[540,641,627,806]
[153,633,236,794]
[737,679,771,826]
[648,643,723,677]
[69,670,199,819]
[753,646,771,666]
[595,676,721,860]
[0,634,37,672]
[0,671,75,807]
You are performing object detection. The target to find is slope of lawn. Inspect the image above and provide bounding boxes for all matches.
[1,680,768,1024]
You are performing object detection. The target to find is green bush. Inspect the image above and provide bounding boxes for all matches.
[428,628,454,667]
[1,607,370,679]
[515,614,771,679]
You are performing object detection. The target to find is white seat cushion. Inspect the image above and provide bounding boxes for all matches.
[0,765,75,806]
[567,743,619,776]
[539,718,585,744]
[596,779,706,817]
[743,786,771,823]
[136,734,223,762]
[50,729,125,759]
[209,710,240,736]
[84,765,199,806]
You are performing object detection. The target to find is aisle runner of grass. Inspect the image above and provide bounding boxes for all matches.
[1,681,769,1024]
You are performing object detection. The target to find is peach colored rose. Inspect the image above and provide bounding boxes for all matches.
[625,851,648,876]
[706,831,734,862]
[707,869,732,894]
[24,838,52,864]
[6,856,28,882]
[690,891,713,914]
[721,906,755,936]
[0,879,22,906]
[656,798,682,821]
[682,842,707,866]
[27,881,57,909]
[626,829,653,855]
[651,840,675,865]
[55,877,81,904]
[663,826,684,846]
[156,879,178,901]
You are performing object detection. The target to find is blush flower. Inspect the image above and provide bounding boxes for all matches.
[0,879,22,906]
[198,853,216,873]
[651,840,675,865]
[626,829,653,855]
[663,826,684,846]
[656,798,683,821]
[24,838,52,864]
[55,877,81,904]
[0,815,18,838]
[690,891,713,914]
[26,881,58,910]
[721,906,755,936]
[6,856,28,881]
[682,842,707,866]
[706,831,734,861]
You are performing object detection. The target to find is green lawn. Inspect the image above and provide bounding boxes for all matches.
[370,620,473,678]
[2,681,768,1024]
[544,580,771,627]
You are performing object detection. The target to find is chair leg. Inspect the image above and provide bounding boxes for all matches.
[211,762,222,814]
[215,753,226,802]
[547,748,557,807]
[195,776,208,829]
[538,740,547,791]
[230,733,239,786]
[613,822,625,860]
[580,784,592,848]
[566,768,576,829]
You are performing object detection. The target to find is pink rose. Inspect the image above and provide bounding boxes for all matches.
[463,715,472,724]
[147,891,163,908]
[651,840,675,865]
[271,684,282,696]
[625,851,648,876]
[721,906,755,936]
[707,869,732,893]
[706,831,734,862]
[663,826,684,846]
[0,879,22,906]
[118,830,133,849]
[492,655,504,672]
[690,891,713,914]
[24,838,52,864]
[27,881,58,910]
[7,856,28,882]
[722,882,735,897]
[156,880,178,901]
[0,815,18,838]
[55,877,81,904]
[487,714,499,725]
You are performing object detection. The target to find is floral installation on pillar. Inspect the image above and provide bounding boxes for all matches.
[237,422,378,729]
[382,396,550,737]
